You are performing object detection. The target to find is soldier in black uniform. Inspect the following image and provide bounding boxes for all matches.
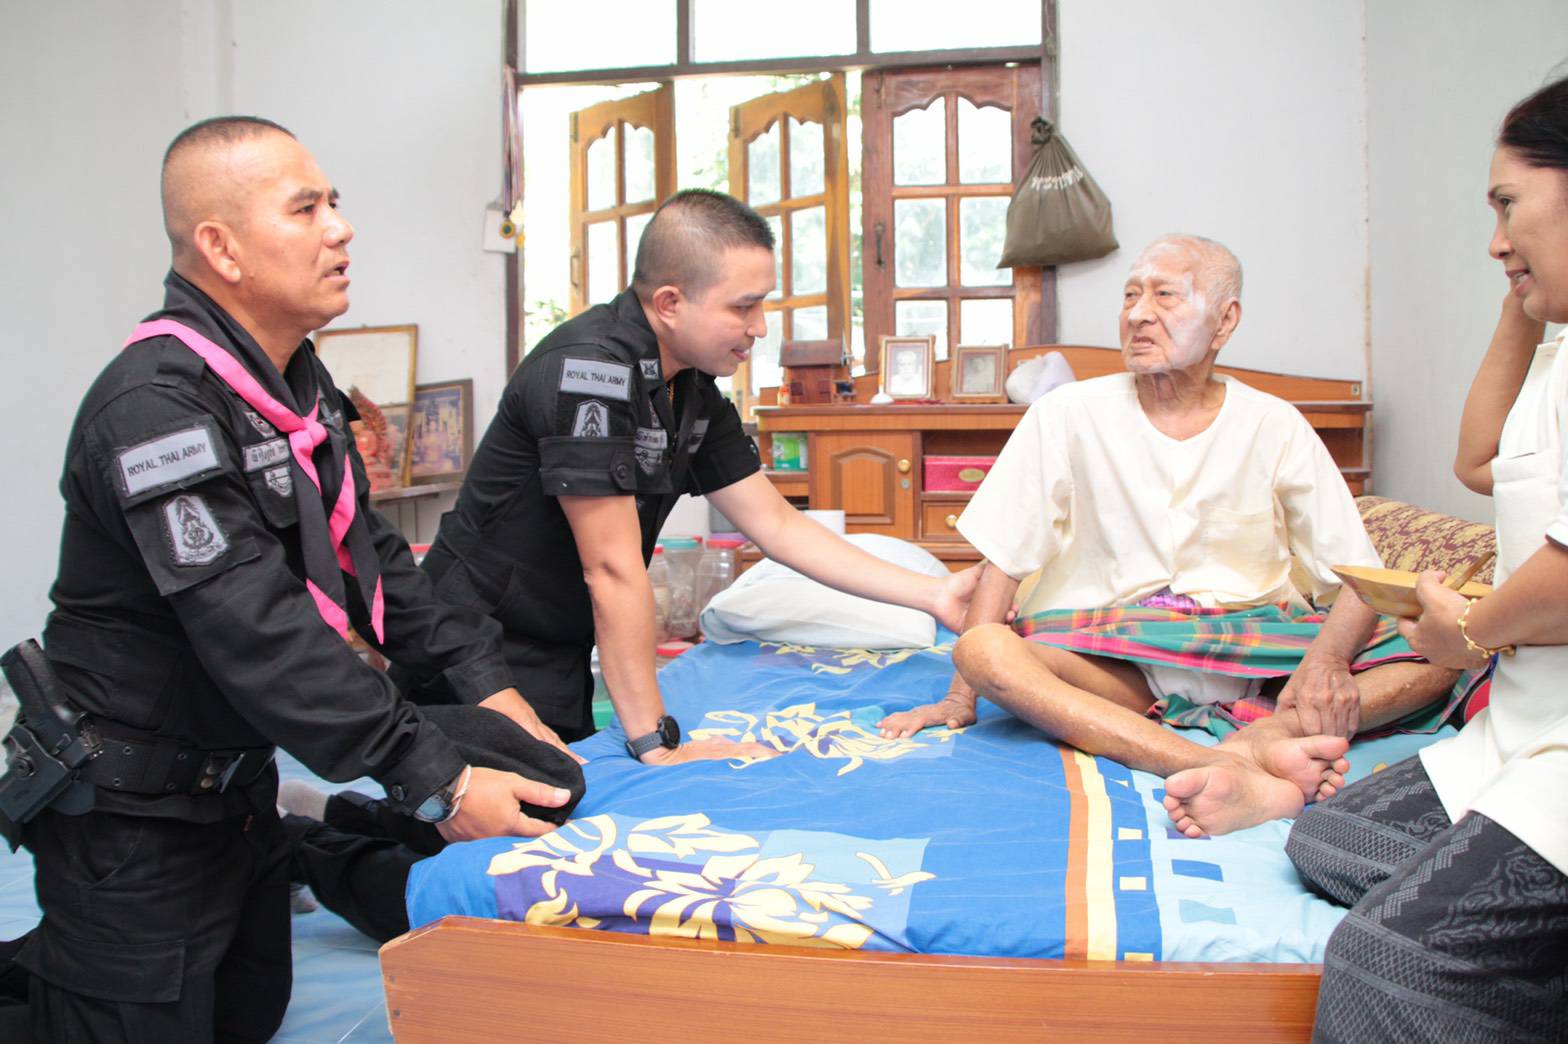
[414,189,979,763]
[4,117,582,1042]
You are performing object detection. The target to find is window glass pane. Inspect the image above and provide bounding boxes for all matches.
[960,298,1013,347]
[793,305,828,342]
[586,128,617,211]
[894,198,946,288]
[587,220,620,306]
[894,300,948,361]
[692,0,854,61]
[958,99,1012,184]
[526,0,676,73]
[766,214,784,299]
[751,315,784,397]
[624,211,653,284]
[870,0,1041,53]
[788,117,825,197]
[960,197,1010,286]
[893,98,945,186]
[748,122,782,206]
[791,207,827,297]
[623,124,656,204]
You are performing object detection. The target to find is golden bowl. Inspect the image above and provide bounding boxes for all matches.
[1331,565,1491,618]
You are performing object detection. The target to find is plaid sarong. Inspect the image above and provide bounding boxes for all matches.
[1012,604,1487,738]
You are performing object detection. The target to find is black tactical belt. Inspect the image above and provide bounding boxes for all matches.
[82,732,274,796]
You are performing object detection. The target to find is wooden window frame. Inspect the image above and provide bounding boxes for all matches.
[860,64,1047,371]
[567,84,677,316]
[726,74,852,419]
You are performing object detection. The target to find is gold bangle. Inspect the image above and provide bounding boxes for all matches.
[1457,598,1515,659]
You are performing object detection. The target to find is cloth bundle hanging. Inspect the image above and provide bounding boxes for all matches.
[998,117,1118,268]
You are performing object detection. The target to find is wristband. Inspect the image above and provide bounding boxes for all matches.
[445,764,474,822]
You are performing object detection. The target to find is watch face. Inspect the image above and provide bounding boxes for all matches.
[657,715,681,748]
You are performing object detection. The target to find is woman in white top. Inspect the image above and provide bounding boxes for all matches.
[1288,76,1568,1042]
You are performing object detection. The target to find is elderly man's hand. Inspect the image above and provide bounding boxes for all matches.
[931,564,982,633]
[1397,571,1491,671]
[1278,657,1361,738]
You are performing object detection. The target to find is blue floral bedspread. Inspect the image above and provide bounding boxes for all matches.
[405,637,1449,962]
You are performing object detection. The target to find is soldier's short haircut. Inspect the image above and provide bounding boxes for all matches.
[631,189,775,300]
[161,116,295,254]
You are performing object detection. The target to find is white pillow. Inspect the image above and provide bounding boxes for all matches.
[699,533,949,649]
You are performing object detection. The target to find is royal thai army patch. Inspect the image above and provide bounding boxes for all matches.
[559,358,631,401]
[162,493,229,566]
[115,424,223,501]
[572,400,610,438]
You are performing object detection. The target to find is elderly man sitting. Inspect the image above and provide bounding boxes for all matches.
[879,234,1460,836]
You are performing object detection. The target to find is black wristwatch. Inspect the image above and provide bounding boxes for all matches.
[626,715,681,760]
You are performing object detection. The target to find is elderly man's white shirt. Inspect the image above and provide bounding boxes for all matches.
[958,373,1380,614]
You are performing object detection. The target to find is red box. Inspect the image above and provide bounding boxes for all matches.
[923,455,998,492]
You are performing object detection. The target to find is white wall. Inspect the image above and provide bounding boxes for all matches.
[0,0,510,644]
[0,0,190,644]
[1057,0,1370,381]
[1366,2,1568,520]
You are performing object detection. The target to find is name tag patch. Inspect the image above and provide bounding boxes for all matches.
[162,494,230,566]
[634,426,668,474]
[687,417,710,453]
[640,359,661,381]
[572,400,609,438]
[243,437,291,473]
[560,358,631,401]
[264,465,293,497]
[117,425,222,499]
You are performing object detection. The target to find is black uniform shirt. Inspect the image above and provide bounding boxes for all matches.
[43,272,511,819]
[428,288,761,650]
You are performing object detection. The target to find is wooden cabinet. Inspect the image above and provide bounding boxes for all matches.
[809,431,916,535]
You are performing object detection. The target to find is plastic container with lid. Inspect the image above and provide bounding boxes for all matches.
[695,537,744,618]
[647,545,672,643]
[657,536,704,639]
[654,639,696,671]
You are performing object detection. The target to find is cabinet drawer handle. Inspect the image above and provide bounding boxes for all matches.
[944,513,958,529]
[897,458,911,474]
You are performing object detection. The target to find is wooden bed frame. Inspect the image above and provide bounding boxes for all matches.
[378,347,1362,1042]
[381,917,1320,1042]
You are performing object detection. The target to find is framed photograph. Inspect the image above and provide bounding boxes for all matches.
[410,379,474,485]
[347,389,412,492]
[951,345,1009,403]
[314,324,418,409]
[878,335,935,401]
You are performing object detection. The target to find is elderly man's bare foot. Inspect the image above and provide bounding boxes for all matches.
[1221,729,1349,802]
[1162,755,1308,837]
[877,698,976,739]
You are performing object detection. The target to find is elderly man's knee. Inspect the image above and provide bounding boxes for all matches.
[953,623,1020,682]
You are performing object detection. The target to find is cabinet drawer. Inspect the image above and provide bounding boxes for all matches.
[920,501,968,542]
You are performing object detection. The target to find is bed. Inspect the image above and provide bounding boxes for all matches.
[382,634,1457,1042]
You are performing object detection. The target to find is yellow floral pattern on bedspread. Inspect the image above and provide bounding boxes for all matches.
[690,703,965,776]
[485,813,935,949]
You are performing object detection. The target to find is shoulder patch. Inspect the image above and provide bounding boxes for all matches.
[242,437,292,473]
[560,358,632,401]
[116,424,223,500]
[162,494,230,566]
[640,359,662,381]
[572,400,610,437]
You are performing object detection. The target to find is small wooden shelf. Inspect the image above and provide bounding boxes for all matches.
[370,479,463,504]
